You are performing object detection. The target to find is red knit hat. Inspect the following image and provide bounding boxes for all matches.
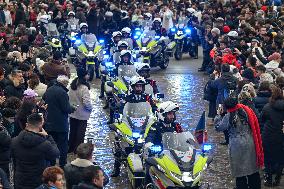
[261,6,267,12]
[223,25,231,33]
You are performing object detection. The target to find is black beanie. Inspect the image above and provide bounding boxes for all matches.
[53,51,62,60]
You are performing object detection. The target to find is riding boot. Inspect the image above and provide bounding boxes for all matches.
[111,160,121,177]
[263,173,273,187]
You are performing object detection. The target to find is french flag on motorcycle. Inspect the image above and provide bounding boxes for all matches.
[194,111,208,144]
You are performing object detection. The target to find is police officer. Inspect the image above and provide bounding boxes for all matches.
[186,8,199,59]
[76,23,88,39]
[145,101,183,147]
[111,76,157,177]
[151,18,167,37]
[136,63,159,95]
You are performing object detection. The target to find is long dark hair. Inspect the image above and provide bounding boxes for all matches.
[70,77,90,90]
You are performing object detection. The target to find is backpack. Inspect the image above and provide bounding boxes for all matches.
[223,78,237,99]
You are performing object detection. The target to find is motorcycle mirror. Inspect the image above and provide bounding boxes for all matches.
[107,81,114,87]
[156,93,164,99]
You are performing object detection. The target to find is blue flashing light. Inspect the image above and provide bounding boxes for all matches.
[150,145,162,153]
[185,28,191,34]
[155,35,160,40]
[170,28,176,32]
[71,37,76,41]
[134,35,139,40]
[132,131,140,139]
[103,50,107,55]
[203,144,212,151]
[75,39,81,44]
[104,55,109,59]
[105,62,112,67]
[99,39,105,44]
[135,31,142,36]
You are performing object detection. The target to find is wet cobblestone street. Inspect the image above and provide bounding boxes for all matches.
[82,55,283,189]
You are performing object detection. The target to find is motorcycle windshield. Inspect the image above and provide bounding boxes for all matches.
[141,30,156,46]
[47,23,58,36]
[162,132,199,169]
[82,34,96,49]
[123,102,152,130]
[117,65,139,86]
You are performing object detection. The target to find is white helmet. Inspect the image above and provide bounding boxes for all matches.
[186,8,196,14]
[121,27,131,34]
[118,41,129,48]
[105,11,113,17]
[227,31,238,38]
[136,63,150,72]
[120,49,131,57]
[79,23,88,29]
[112,31,122,38]
[153,18,161,23]
[156,101,179,121]
[144,13,152,19]
[39,15,49,24]
[130,76,146,86]
[68,11,75,16]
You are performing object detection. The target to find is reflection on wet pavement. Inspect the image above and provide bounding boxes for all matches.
[84,62,283,189]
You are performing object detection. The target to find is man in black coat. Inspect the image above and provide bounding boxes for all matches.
[0,115,11,179]
[4,70,25,99]
[11,113,59,189]
[43,75,75,168]
[64,143,109,189]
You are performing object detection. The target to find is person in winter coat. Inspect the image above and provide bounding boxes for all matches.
[99,12,117,42]
[11,113,60,189]
[0,115,11,179]
[253,81,271,114]
[86,3,98,35]
[0,50,12,77]
[215,96,263,189]
[210,64,238,144]
[28,73,47,100]
[35,166,64,189]
[72,166,105,189]
[4,70,25,99]
[41,51,70,86]
[260,85,284,186]
[64,143,109,189]
[0,168,10,189]
[43,75,75,167]
[68,68,92,153]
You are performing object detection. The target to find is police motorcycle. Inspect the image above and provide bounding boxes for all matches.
[107,64,139,105]
[169,22,195,60]
[134,30,170,69]
[111,101,156,188]
[76,33,104,81]
[145,131,212,189]
[44,20,64,55]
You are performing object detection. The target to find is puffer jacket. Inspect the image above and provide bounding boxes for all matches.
[11,130,59,189]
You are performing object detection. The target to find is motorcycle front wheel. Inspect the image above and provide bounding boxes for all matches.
[174,44,183,60]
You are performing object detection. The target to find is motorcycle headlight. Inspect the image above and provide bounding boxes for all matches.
[171,172,183,181]
[181,172,194,182]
